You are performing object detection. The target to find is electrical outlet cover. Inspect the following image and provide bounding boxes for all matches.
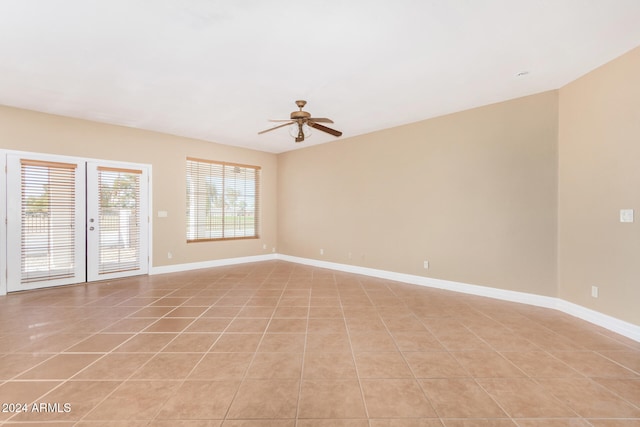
[620,209,634,223]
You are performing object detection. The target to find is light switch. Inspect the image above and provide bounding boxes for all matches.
[620,209,634,223]
[157,211,168,218]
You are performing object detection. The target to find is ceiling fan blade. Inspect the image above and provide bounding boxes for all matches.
[258,121,294,134]
[308,121,342,137]
[268,119,295,122]
[308,117,334,123]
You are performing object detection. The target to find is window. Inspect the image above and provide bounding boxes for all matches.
[20,159,78,284]
[186,157,260,242]
[95,166,142,275]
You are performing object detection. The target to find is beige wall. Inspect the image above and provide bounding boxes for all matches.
[558,46,640,325]
[0,106,278,267]
[278,91,559,297]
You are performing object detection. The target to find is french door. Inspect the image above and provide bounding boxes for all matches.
[86,161,149,282]
[5,153,149,292]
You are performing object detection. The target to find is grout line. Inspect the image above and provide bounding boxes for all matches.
[293,269,310,427]
[343,273,372,421]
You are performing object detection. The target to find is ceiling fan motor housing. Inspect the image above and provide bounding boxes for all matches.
[290,110,311,120]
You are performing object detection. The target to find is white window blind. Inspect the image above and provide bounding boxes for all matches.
[97,166,142,275]
[20,159,77,284]
[186,157,260,241]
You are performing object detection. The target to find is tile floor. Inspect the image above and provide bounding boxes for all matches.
[0,260,638,426]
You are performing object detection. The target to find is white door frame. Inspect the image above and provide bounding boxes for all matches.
[1,153,6,296]
[0,150,152,295]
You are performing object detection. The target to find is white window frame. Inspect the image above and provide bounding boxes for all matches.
[186,157,260,242]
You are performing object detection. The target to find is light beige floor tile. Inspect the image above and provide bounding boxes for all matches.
[267,318,307,333]
[303,352,357,378]
[273,306,309,318]
[246,352,303,379]
[144,317,195,333]
[513,420,592,427]
[222,420,294,427]
[18,353,102,379]
[419,378,507,418]
[188,352,253,380]
[349,331,397,352]
[369,420,444,427]
[0,381,62,421]
[73,353,152,380]
[227,379,299,419]
[298,379,366,418]
[549,351,639,378]
[65,333,134,352]
[11,380,120,422]
[391,330,445,351]
[211,333,262,352]
[500,351,583,378]
[361,378,437,418]
[258,333,306,352]
[403,351,468,378]
[186,317,232,332]
[305,333,351,353]
[597,350,640,373]
[114,333,176,352]
[297,420,369,427]
[308,306,344,319]
[166,306,208,317]
[84,380,180,420]
[226,318,270,333]
[591,377,640,406]
[0,353,52,379]
[162,333,219,352]
[536,377,640,418]
[354,351,413,378]
[130,352,202,379]
[451,351,526,378]
[307,318,347,334]
[156,380,240,420]
[476,378,577,417]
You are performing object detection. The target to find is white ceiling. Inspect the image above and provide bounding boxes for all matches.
[1,1,639,153]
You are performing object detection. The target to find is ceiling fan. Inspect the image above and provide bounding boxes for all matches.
[258,100,342,143]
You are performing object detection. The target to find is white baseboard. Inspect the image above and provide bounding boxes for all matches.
[277,254,640,342]
[146,253,638,342]
[554,299,640,343]
[150,253,278,275]
[11,250,635,341]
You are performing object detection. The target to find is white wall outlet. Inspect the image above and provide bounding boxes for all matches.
[620,209,634,223]
[157,210,168,218]
[262,244,267,250]
[320,248,324,255]
[591,286,599,298]
[167,252,173,259]
[272,247,276,253]
[423,260,429,269]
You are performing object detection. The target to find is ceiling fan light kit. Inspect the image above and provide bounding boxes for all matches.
[289,122,312,142]
[259,100,342,143]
